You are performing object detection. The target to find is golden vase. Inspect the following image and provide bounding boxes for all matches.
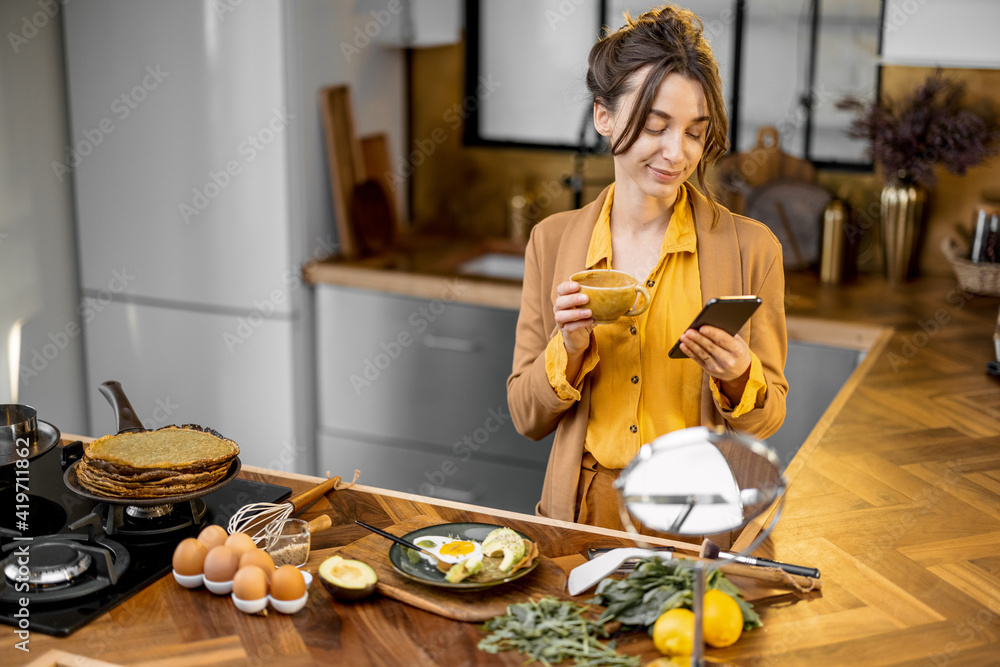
[880,179,926,282]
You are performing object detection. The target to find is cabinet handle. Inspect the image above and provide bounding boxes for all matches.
[422,335,481,353]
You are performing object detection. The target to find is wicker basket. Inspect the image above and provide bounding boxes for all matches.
[941,236,1000,297]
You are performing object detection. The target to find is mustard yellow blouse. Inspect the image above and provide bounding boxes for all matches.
[544,183,768,469]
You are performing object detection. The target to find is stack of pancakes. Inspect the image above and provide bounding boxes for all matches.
[76,426,240,498]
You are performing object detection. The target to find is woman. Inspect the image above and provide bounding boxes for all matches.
[507,5,788,529]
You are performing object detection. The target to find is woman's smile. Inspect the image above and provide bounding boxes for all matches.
[648,165,683,183]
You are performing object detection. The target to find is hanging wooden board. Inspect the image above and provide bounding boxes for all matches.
[711,126,817,215]
[319,86,366,259]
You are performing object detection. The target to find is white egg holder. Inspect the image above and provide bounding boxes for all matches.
[172,569,313,614]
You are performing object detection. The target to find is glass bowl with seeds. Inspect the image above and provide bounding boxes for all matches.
[265,518,310,567]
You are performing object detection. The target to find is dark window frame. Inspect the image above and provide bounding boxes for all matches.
[463,0,883,172]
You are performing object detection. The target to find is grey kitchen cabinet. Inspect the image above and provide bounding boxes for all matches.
[317,432,546,515]
[316,284,552,513]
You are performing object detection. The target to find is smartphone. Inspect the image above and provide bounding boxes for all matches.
[668,296,762,359]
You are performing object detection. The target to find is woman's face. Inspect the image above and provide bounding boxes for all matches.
[595,69,709,205]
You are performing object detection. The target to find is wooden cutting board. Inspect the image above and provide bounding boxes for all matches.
[319,86,365,259]
[711,126,817,215]
[305,515,570,623]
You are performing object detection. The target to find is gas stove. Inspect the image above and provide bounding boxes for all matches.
[0,429,291,637]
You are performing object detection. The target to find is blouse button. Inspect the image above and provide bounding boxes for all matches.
[631,375,639,384]
[646,279,655,288]
[629,425,638,433]
[630,325,637,335]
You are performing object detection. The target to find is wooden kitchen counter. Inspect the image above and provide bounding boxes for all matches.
[9,274,1000,666]
[302,234,526,310]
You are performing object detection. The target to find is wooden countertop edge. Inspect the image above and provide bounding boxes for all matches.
[240,464,689,550]
[303,263,523,310]
[784,315,887,351]
[730,324,895,552]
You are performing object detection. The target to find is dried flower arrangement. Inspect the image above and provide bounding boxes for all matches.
[837,71,1000,187]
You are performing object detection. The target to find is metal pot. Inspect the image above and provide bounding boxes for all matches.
[0,404,60,468]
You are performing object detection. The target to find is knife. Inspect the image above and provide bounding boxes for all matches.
[567,547,674,596]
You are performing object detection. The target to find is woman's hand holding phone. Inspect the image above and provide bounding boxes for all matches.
[674,295,761,402]
[678,326,752,383]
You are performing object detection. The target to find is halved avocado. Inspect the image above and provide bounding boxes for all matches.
[319,555,378,600]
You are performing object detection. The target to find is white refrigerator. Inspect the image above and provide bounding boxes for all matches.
[61,0,341,473]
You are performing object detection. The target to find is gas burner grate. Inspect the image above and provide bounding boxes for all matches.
[0,513,129,605]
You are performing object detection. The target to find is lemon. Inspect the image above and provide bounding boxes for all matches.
[645,657,691,667]
[702,589,744,648]
[652,608,695,656]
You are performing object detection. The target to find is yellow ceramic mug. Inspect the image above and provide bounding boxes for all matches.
[571,269,650,324]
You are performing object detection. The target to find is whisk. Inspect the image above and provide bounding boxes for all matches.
[228,470,359,545]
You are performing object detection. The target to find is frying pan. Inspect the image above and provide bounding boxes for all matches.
[63,381,241,506]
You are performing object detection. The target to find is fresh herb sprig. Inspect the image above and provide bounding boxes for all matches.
[478,596,640,666]
[588,557,763,632]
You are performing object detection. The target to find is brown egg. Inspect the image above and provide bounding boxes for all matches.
[232,565,269,601]
[172,538,208,576]
[197,524,229,551]
[239,549,276,580]
[203,545,239,583]
[224,532,257,559]
[270,564,306,601]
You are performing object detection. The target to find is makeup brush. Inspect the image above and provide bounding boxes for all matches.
[700,538,821,580]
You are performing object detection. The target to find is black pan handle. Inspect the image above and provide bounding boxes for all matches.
[99,381,146,433]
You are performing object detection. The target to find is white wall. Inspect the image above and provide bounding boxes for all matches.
[0,0,88,433]
[882,0,1000,68]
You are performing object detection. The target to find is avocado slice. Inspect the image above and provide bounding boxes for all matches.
[481,528,526,572]
[318,555,378,600]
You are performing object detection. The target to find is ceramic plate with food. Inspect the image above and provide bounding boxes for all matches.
[388,522,539,591]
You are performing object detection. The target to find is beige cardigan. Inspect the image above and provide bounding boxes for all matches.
[507,184,789,522]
